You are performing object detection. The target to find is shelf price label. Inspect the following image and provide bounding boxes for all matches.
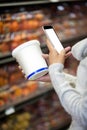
[5,107,15,116]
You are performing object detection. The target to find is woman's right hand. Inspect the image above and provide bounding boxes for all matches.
[46,40,72,65]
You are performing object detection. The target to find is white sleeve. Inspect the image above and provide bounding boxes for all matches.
[49,63,87,126]
[63,72,77,88]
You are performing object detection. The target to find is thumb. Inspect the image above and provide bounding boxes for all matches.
[60,49,66,56]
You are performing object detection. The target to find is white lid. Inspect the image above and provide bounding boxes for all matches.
[12,40,40,57]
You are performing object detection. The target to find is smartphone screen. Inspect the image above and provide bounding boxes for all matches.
[42,26,64,53]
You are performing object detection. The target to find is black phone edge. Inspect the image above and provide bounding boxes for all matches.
[42,25,53,29]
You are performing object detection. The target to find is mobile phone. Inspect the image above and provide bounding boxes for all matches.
[42,25,64,53]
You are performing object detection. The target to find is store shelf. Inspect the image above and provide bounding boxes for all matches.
[0,85,71,130]
[0,1,50,7]
[61,34,87,46]
[0,52,16,65]
[0,57,15,66]
[0,34,87,66]
[0,84,53,119]
[0,0,84,7]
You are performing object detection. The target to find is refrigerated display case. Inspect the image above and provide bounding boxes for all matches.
[0,0,87,129]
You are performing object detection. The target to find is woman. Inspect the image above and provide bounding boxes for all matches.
[37,38,87,130]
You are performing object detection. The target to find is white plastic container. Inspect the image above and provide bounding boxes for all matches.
[12,40,48,80]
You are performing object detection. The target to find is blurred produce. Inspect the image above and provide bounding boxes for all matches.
[0,2,87,54]
[0,80,38,108]
[0,62,39,108]
[0,69,8,87]
[0,92,71,130]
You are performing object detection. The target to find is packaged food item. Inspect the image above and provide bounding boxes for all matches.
[10,20,19,32]
[0,21,4,34]
[0,69,8,87]
[12,40,48,80]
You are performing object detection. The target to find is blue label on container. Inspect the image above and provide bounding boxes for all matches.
[27,67,48,79]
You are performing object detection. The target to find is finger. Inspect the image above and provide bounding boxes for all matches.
[46,39,54,52]
[18,65,24,73]
[42,53,49,65]
[60,46,71,58]
[60,49,66,55]
[42,53,49,59]
[21,69,24,74]
[36,74,51,82]
[65,51,72,59]
[65,46,71,53]
[18,65,22,70]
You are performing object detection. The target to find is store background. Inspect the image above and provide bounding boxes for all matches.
[0,0,87,130]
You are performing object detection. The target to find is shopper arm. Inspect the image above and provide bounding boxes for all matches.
[49,63,87,126]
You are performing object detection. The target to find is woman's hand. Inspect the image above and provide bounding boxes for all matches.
[36,73,51,82]
[46,39,72,65]
[36,40,72,82]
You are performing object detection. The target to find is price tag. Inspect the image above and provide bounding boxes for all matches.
[5,107,15,116]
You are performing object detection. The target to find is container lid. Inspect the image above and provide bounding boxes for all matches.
[12,40,40,57]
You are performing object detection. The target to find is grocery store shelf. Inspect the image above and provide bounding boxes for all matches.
[0,84,71,130]
[0,84,53,119]
[0,34,86,66]
[0,52,15,66]
[0,1,50,7]
[61,34,87,46]
[51,125,70,130]
[0,0,83,7]
[0,57,15,65]
[0,53,11,59]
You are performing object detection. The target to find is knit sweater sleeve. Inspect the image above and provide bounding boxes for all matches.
[49,63,87,126]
